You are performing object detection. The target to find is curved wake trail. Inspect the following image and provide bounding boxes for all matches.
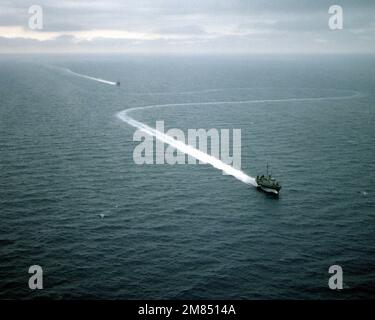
[63,67,362,187]
[117,91,361,187]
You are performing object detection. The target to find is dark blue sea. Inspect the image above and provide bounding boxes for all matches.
[0,54,374,299]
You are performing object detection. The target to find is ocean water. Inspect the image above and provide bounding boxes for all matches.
[0,54,374,299]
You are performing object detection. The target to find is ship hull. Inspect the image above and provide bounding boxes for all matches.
[257,185,280,195]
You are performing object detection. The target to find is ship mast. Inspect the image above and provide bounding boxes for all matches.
[267,163,269,176]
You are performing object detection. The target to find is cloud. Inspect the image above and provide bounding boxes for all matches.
[156,24,207,35]
[0,0,374,53]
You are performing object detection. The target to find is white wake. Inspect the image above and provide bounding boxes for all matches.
[117,109,257,185]
[65,68,117,86]
[62,67,362,187]
[117,91,361,186]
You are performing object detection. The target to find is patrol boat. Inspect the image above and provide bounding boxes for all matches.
[256,164,281,194]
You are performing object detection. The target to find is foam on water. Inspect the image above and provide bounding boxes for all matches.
[117,109,257,186]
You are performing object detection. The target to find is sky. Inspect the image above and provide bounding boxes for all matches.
[0,0,374,54]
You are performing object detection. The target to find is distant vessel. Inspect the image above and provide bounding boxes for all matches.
[256,164,281,194]
[116,81,121,86]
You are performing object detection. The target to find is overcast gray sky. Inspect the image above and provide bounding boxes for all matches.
[0,0,374,54]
